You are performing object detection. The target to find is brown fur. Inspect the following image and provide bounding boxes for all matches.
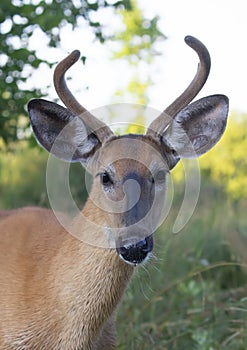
[0,136,164,350]
[0,205,133,349]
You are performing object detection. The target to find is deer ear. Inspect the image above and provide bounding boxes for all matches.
[28,99,100,164]
[161,95,229,163]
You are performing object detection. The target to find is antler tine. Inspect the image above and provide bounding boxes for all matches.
[53,50,113,142]
[147,36,211,137]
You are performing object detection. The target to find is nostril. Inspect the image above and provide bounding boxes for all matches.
[136,235,153,253]
[136,239,149,252]
[118,245,128,255]
[116,235,153,265]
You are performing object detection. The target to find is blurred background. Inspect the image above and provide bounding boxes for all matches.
[0,0,246,348]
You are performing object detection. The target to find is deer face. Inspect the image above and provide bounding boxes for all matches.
[28,36,229,265]
[87,134,169,264]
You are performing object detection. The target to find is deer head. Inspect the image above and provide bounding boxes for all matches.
[28,36,229,265]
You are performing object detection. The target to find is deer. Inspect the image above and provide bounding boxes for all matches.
[0,36,228,349]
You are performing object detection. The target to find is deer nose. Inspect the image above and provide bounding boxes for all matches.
[116,235,153,265]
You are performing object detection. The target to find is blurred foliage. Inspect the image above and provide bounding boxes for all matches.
[113,0,166,114]
[117,190,247,349]
[115,76,152,106]
[171,111,247,202]
[200,112,247,201]
[0,0,162,145]
[0,142,88,209]
[0,142,48,208]
[113,0,165,64]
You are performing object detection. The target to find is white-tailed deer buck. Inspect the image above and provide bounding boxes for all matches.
[0,36,228,349]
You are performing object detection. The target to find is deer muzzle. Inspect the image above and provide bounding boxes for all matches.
[116,234,153,265]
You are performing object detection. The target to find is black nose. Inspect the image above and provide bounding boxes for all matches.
[116,235,153,265]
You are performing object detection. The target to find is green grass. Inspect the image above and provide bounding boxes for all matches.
[117,191,247,350]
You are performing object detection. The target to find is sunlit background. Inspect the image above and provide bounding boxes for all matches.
[0,0,247,349]
[2,0,247,112]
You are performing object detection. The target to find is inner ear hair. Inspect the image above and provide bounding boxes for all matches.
[161,94,229,159]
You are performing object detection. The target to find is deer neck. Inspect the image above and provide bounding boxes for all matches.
[51,198,134,346]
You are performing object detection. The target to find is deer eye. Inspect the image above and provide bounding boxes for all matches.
[153,169,167,183]
[99,172,113,187]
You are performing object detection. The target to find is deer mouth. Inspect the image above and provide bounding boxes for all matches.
[116,234,153,265]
